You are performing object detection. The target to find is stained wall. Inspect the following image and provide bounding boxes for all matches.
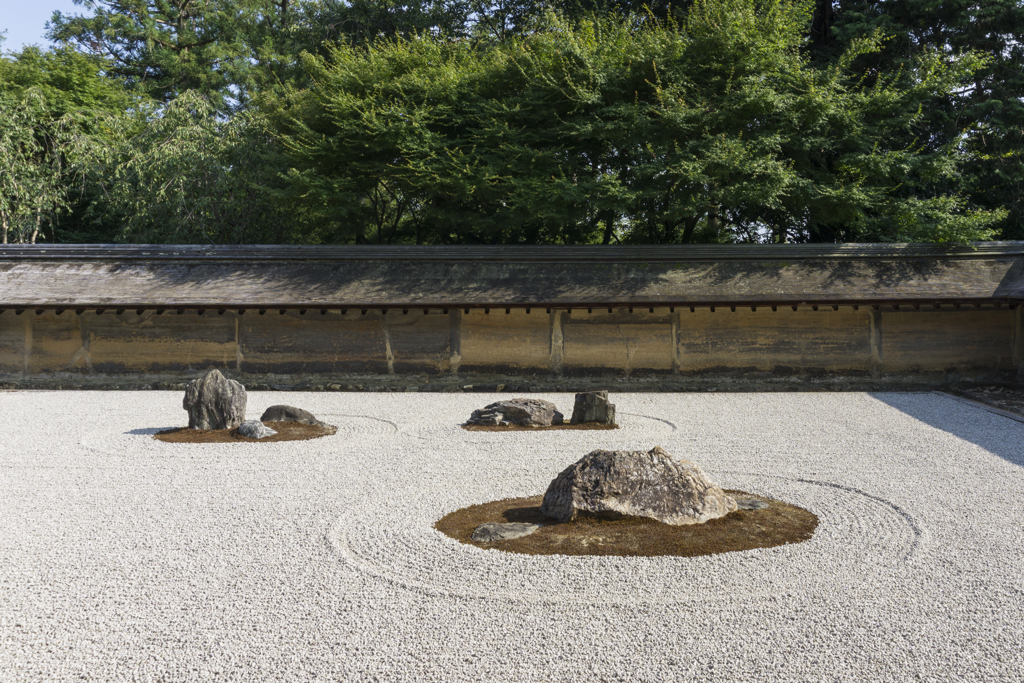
[0,305,1018,385]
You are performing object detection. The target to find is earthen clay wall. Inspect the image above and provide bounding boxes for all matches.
[1,304,1019,388]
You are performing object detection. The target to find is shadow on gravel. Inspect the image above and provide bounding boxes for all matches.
[126,427,177,435]
[870,392,1024,468]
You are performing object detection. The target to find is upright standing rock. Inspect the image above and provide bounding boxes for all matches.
[570,390,616,425]
[540,446,737,525]
[183,369,247,430]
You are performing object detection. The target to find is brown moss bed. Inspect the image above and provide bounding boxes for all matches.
[435,490,817,557]
[461,423,619,432]
[154,421,336,443]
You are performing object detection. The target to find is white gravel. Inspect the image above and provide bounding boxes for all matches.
[2,390,1023,682]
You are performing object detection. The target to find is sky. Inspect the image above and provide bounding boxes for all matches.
[1,0,83,52]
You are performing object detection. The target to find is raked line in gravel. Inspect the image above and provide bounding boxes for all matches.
[1,390,1022,682]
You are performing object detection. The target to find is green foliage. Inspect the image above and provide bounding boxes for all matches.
[47,0,255,107]
[0,43,152,243]
[823,0,1024,239]
[0,91,75,243]
[0,45,138,243]
[0,45,135,122]
[1,0,1015,245]
[276,4,1002,245]
[78,90,291,243]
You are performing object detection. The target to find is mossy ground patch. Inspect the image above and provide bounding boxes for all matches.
[154,421,336,443]
[435,490,817,557]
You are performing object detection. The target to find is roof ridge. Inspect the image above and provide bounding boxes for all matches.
[3,242,1024,262]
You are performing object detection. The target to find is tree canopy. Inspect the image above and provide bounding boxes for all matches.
[276,3,1003,244]
[0,0,1017,244]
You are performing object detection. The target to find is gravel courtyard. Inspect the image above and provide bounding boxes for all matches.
[2,390,1023,682]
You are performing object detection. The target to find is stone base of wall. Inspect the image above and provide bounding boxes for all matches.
[1,371,1018,393]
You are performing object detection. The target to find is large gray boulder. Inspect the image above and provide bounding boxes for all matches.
[260,405,324,426]
[539,447,737,525]
[183,369,247,430]
[466,398,564,427]
[570,390,616,425]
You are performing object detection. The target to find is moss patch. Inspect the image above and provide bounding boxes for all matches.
[435,490,817,557]
[154,421,336,443]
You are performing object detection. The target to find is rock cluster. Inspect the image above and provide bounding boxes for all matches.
[540,446,737,525]
[179,377,331,440]
[183,369,247,430]
[570,390,616,425]
[466,398,564,427]
[466,391,618,427]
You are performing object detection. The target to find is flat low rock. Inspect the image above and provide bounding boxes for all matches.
[735,498,770,511]
[466,398,564,427]
[259,405,325,426]
[471,523,541,542]
[540,446,737,525]
[183,369,247,430]
[238,420,277,439]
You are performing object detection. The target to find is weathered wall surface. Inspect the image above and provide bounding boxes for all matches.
[0,305,1018,388]
[676,306,873,377]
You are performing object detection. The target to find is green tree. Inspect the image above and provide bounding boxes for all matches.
[80,90,291,243]
[275,2,1003,245]
[1,43,148,242]
[46,0,480,108]
[48,0,251,107]
[0,91,74,243]
[0,45,135,122]
[818,0,1024,239]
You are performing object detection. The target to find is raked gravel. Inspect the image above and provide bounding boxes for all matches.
[2,390,1023,682]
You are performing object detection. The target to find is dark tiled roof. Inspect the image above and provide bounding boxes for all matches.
[1,243,1022,308]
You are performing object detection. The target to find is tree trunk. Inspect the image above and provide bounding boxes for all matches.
[706,206,720,235]
[1,210,8,244]
[31,206,42,244]
[681,213,704,244]
[600,210,616,245]
[811,0,835,48]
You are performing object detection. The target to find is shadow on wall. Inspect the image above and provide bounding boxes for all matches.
[869,392,1024,468]
[0,256,963,307]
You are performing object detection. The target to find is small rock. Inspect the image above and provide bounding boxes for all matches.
[238,420,277,439]
[570,390,616,425]
[466,398,564,427]
[183,369,246,430]
[259,405,324,426]
[735,498,769,511]
[471,523,541,542]
[540,446,737,525]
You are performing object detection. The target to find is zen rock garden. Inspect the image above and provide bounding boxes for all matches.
[163,374,808,556]
[156,369,336,443]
